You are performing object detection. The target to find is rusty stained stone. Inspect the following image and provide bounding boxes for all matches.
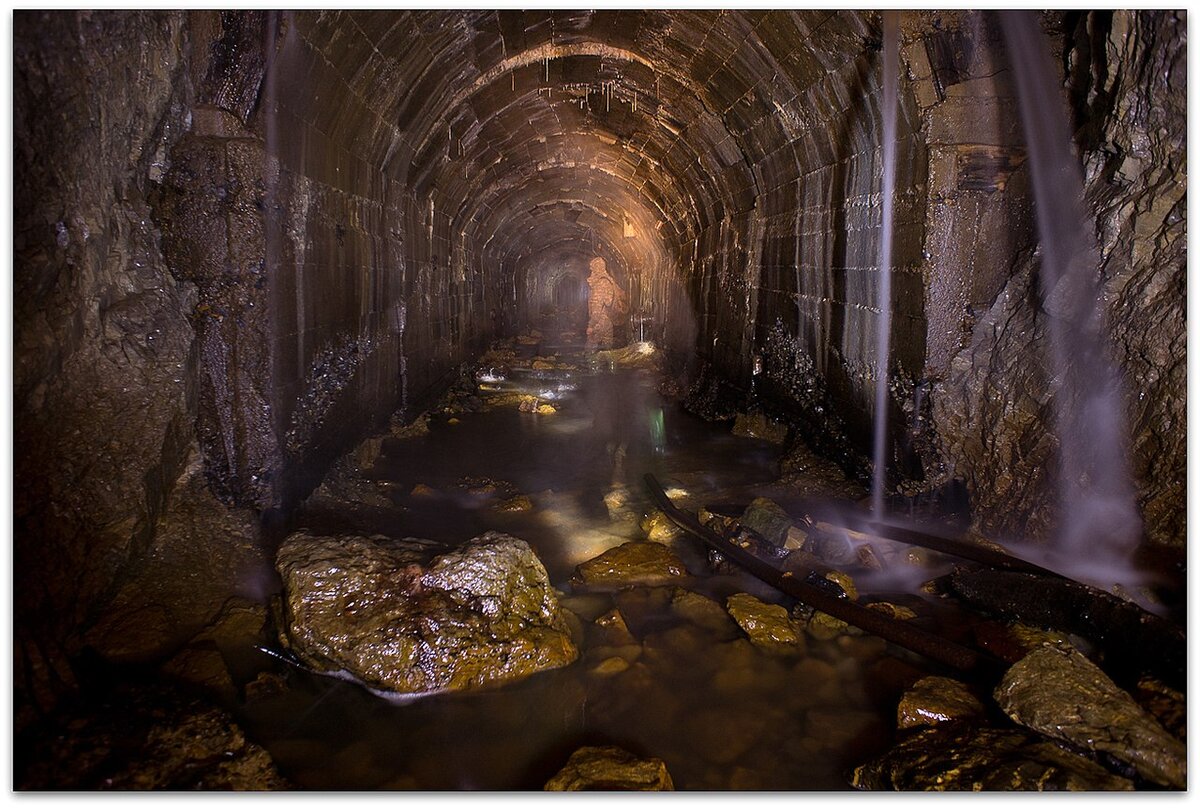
[955,145,1027,192]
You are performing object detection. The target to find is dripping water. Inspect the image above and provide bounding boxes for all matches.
[870,12,899,516]
[998,12,1144,592]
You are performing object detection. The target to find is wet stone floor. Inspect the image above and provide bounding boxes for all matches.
[240,336,938,790]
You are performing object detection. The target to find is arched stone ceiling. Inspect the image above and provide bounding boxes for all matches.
[285,9,879,292]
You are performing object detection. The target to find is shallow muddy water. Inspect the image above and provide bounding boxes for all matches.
[239,347,958,790]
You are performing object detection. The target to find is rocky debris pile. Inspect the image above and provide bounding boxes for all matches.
[305,438,393,510]
[573,541,689,587]
[777,438,867,499]
[276,531,578,694]
[855,640,1186,790]
[545,746,674,791]
[518,394,557,414]
[16,679,290,790]
[390,411,431,439]
[453,476,534,512]
[591,341,663,372]
[731,412,788,444]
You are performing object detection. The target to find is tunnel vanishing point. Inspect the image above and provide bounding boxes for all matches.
[13,11,1185,722]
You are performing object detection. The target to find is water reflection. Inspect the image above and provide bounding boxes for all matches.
[243,351,910,789]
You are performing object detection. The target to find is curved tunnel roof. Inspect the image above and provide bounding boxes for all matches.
[276,10,881,287]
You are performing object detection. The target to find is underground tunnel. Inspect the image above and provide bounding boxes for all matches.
[12,9,1187,791]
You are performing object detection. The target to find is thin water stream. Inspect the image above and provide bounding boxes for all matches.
[870,12,899,517]
[998,12,1145,593]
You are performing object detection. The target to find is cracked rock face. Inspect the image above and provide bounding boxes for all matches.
[13,10,199,713]
[994,644,1185,789]
[276,531,578,694]
[930,11,1186,549]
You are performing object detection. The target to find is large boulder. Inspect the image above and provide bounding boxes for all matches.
[276,531,578,694]
[994,645,1185,789]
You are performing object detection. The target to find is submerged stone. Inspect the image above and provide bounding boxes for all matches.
[276,531,578,694]
[573,541,688,586]
[545,746,673,791]
[593,608,638,646]
[994,645,1185,789]
[725,593,805,654]
[670,588,739,637]
[494,494,533,512]
[589,656,631,677]
[897,676,985,729]
[853,724,1133,791]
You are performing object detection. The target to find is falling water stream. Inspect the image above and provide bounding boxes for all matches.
[998,12,1144,592]
[869,12,899,516]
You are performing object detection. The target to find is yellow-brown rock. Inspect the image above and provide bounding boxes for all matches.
[897,676,985,729]
[725,593,805,654]
[276,531,577,694]
[545,746,673,791]
[573,541,687,586]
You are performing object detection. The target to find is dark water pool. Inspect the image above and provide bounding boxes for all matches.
[239,356,937,789]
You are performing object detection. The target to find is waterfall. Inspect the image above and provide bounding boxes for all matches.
[998,12,1143,589]
[870,12,899,516]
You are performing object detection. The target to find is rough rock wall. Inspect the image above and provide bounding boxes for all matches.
[930,11,1186,546]
[1080,10,1186,547]
[13,11,199,707]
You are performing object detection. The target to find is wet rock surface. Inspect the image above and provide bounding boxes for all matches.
[276,531,578,694]
[994,645,1185,789]
[16,679,290,790]
[83,453,269,665]
[930,11,1186,547]
[545,746,674,791]
[14,10,199,715]
[738,497,794,547]
[573,541,688,586]
[896,676,985,729]
[725,593,805,655]
[853,724,1133,791]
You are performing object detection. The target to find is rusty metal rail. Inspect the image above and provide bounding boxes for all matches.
[643,474,1004,677]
